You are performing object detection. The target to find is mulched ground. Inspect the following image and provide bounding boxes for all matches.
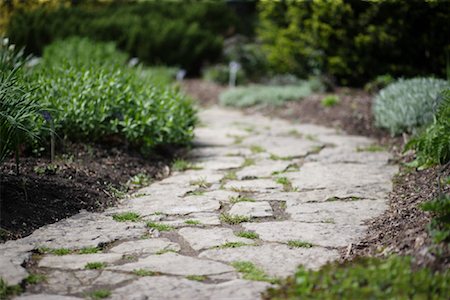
[0,143,171,242]
[181,79,449,270]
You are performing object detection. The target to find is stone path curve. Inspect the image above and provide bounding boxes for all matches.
[1,107,397,300]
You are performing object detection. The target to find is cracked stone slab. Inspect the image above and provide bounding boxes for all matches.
[108,252,234,276]
[202,190,239,202]
[236,160,292,179]
[286,162,397,191]
[224,179,283,192]
[305,146,391,164]
[162,212,221,227]
[38,253,123,270]
[111,276,269,300]
[200,243,339,276]
[178,227,254,251]
[157,170,224,186]
[229,201,273,218]
[315,134,374,148]
[242,135,323,158]
[20,211,147,250]
[109,238,180,255]
[193,127,248,147]
[286,199,387,225]
[0,255,29,285]
[187,146,252,158]
[37,270,98,294]
[243,221,366,248]
[117,196,221,216]
[194,156,245,170]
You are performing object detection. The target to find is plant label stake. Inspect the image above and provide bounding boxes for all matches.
[229,61,240,88]
[176,69,186,81]
[42,111,55,162]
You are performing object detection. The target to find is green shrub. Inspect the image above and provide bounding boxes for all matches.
[30,39,197,152]
[257,1,450,86]
[373,78,449,135]
[203,64,245,85]
[219,79,324,107]
[364,74,395,94]
[405,89,450,167]
[420,194,450,244]
[7,1,241,74]
[321,95,340,107]
[264,256,450,299]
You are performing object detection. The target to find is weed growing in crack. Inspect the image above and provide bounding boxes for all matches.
[241,158,255,167]
[112,212,141,222]
[79,247,101,254]
[356,144,385,152]
[133,269,155,276]
[189,177,212,189]
[305,134,318,141]
[46,248,72,256]
[186,275,207,281]
[127,173,151,188]
[235,231,259,239]
[229,195,256,204]
[184,219,201,225]
[146,222,174,231]
[286,129,303,138]
[88,289,111,299]
[270,154,293,161]
[231,261,278,283]
[228,134,245,145]
[25,274,47,285]
[275,177,295,192]
[287,240,314,248]
[186,190,205,196]
[84,262,106,270]
[250,145,265,154]
[221,171,237,182]
[217,242,253,249]
[220,213,250,224]
[172,159,202,172]
[326,196,361,202]
[230,187,254,193]
[156,249,178,255]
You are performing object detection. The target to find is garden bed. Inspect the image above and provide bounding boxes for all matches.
[0,143,171,242]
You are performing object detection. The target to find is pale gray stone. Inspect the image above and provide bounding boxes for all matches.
[38,253,123,270]
[39,270,97,294]
[224,179,282,192]
[202,190,239,202]
[187,146,252,158]
[0,256,28,285]
[178,227,253,251]
[242,135,322,158]
[110,276,269,300]
[16,295,83,300]
[243,221,366,248]
[108,252,234,276]
[109,238,180,255]
[162,212,221,227]
[91,270,135,286]
[194,156,245,170]
[286,199,387,225]
[200,243,339,276]
[305,146,391,164]
[229,201,273,218]
[236,160,292,179]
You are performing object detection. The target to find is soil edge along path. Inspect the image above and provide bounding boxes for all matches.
[1,107,397,299]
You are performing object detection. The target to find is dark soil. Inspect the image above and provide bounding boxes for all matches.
[181,79,450,270]
[0,143,170,242]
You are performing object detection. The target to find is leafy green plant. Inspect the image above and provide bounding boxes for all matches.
[203,64,245,85]
[0,278,22,299]
[232,261,278,284]
[133,269,155,277]
[287,240,313,248]
[88,289,111,300]
[420,194,450,244]
[184,220,201,225]
[320,95,340,107]
[112,212,141,222]
[405,89,450,167]
[364,74,395,93]
[172,159,201,172]
[373,78,449,135]
[25,274,46,285]
[186,275,207,281]
[127,173,151,188]
[264,256,450,299]
[217,242,253,249]
[78,247,101,254]
[219,79,324,107]
[229,195,256,204]
[356,144,385,152]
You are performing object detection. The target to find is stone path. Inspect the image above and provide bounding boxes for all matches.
[1,107,397,299]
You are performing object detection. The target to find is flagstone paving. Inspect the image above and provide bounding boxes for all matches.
[1,107,397,299]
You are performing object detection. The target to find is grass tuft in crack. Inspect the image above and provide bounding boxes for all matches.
[172,159,202,172]
[186,275,207,281]
[133,269,155,276]
[232,261,278,284]
[184,219,201,225]
[229,195,256,204]
[220,213,250,225]
[146,222,174,231]
[275,177,297,192]
[25,274,47,285]
[287,240,314,248]
[112,212,141,222]
[217,242,253,249]
[84,262,106,270]
[88,289,111,299]
[250,145,265,154]
[235,231,259,239]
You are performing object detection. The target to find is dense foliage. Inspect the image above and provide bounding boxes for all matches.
[7,1,242,74]
[258,0,450,86]
[30,38,196,152]
[406,89,450,167]
[220,78,324,107]
[420,194,450,244]
[265,256,449,299]
[373,78,449,135]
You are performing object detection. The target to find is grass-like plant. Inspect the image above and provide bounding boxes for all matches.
[320,95,340,107]
[112,212,141,222]
[0,278,22,299]
[25,274,47,285]
[88,289,111,300]
[184,219,201,225]
[146,222,174,232]
[232,261,278,283]
[220,213,250,225]
[217,242,253,249]
[186,275,207,281]
[420,194,450,244]
[172,159,201,172]
[275,177,296,192]
[373,77,449,134]
[133,269,155,276]
[84,262,107,270]
[229,195,256,204]
[78,247,101,254]
[235,231,259,239]
[264,256,450,299]
[287,240,313,248]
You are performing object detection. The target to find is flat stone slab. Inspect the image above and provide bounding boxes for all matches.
[286,199,387,225]
[178,227,254,251]
[0,256,28,285]
[243,221,366,248]
[108,252,234,276]
[200,244,339,276]
[194,156,245,170]
[305,146,391,164]
[38,253,123,270]
[161,212,221,227]
[224,179,283,192]
[236,160,292,179]
[229,201,273,218]
[109,238,180,255]
[16,295,83,300]
[111,276,269,300]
